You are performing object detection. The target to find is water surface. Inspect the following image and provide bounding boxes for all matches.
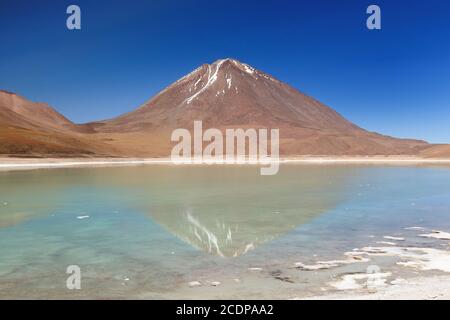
[1,164,450,298]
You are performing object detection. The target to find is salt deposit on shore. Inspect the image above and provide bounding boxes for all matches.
[306,276,450,300]
[182,227,450,300]
[419,230,450,240]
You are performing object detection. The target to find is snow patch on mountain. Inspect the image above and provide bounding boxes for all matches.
[185,59,226,104]
[243,64,255,74]
[226,76,232,89]
[194,76,203,88]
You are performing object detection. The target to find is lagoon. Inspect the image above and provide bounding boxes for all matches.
[1,164,450,299]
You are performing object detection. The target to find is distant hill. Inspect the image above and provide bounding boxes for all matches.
[0,90,116,156]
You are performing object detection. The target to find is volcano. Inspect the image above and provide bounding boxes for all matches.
[0,58,442,157]
[91,58,429,156]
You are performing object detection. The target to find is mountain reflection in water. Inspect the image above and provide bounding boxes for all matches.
[139,166,353,257]
[0,165,356,257]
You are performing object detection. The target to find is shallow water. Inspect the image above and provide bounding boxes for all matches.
[1,164,450,299]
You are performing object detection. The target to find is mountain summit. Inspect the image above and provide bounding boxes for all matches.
[95,58,360,130]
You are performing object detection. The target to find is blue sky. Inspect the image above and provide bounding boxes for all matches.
[0,0,449,142]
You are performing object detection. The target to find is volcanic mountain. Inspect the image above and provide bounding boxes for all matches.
[0,58,444,157]
[91,58,429,156]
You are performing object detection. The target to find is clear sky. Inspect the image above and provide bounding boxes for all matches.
[1,0,449,142]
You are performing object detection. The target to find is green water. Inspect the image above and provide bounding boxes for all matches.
[1,165,450,298]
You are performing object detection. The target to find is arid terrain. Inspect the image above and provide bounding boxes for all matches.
[0,90,118,156]
[0,59,448,158]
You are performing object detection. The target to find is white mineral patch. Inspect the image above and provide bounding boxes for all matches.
[248,267,263,271]
[419,230,450,240]
[390,278,407,285]
[405,227,425,230]
[210,281,221,286]
[188,281,202,287]
[309,275,450,299]
[294,262,334,271]
[377,241,397,246]
[347,247,387,255]
[329,272,392,290]
[295,256,369,271]
[383,236,405,241]
[356,246,450,273]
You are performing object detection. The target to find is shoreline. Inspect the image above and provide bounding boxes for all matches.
[1,156,450,170]
[303,275,450,300]
[167,226,450,300]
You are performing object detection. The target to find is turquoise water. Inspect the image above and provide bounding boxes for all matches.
[1,165,450,298]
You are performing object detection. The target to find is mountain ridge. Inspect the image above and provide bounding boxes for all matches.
[0,90,118,156]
